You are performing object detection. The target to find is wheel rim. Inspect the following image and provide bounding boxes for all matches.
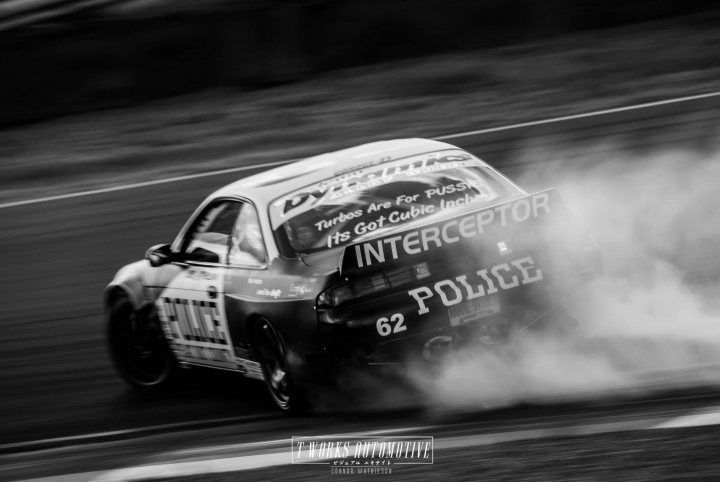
[111,302,171,386]
[256,320,292,409]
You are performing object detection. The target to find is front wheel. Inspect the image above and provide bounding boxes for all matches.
[253,318,306,411]
[107,295,179,393]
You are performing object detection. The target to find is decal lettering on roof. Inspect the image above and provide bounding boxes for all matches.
[275,153,476,222]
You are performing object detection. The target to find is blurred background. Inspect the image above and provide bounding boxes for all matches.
[1,0,720,203]
[1,0,719,123]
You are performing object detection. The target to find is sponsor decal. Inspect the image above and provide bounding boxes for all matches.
[157,297,228,344]
[448,294,501,327]
[414,262,431,279]
[234,357,264,380]
[256,288,282,299]
[156,267,236,370]
[497,240,511,255]
[315,209,364,232]
[292,435,433,475]
[288,277,319,298]
[274,152,479,224]
[343,190,556,273]
[321,179,499,249]
[185,267,217,280]
[407,256,543,315]
[325,204,437,248]
[175,345,233,364]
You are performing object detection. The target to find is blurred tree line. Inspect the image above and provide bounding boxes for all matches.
[0,0,717,125]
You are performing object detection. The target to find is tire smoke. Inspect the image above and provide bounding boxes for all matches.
[414,144,720,409]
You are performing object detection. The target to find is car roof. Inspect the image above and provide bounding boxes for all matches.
[212,138,463,205]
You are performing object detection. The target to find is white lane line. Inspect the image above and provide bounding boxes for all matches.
[14,473,107,482]
[435,419,661,450]
[0,414,276,454]
[0,160,292,210]
[90,452,289,482]
[434,90,720,140]
[0,421,431,459]
[651,404,720,429]
[2,90,718,211]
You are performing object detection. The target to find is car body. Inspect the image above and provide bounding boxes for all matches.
[105,138,601,410]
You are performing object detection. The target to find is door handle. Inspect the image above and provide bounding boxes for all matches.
[207,285,218,299]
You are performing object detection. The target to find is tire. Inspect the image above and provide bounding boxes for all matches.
[253,318,306,412]
[107,294,179,393]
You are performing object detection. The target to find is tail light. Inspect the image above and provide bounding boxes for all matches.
[317,273,390,308]
[317,262,433,308]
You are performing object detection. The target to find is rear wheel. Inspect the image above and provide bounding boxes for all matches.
[254,318,305,411]
[107,294,178,393]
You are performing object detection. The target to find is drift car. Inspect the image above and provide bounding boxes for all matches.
[105,138,600,410]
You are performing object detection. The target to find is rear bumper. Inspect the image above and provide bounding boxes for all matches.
[312,293,576,368]
[305,243,598,381]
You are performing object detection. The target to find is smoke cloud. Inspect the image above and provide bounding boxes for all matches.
[414,142,720,409]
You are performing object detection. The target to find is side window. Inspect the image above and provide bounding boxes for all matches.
[229,204,266,267]
[182,201,242,264]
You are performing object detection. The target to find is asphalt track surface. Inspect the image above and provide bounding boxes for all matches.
[1,93,720,480]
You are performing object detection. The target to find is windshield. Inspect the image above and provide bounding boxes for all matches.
[270,150,522,256]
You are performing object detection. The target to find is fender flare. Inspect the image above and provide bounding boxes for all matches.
[104,282,144,311]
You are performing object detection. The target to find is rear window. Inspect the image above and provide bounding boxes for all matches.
[270,150,521,255]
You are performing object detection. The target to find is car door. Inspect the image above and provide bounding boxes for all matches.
[223,201,270,379]
[155,199,242,370]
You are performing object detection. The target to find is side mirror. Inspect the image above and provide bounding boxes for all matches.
[187,247,220,264]
[145,243,173,267]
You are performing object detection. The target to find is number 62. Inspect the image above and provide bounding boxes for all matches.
[376,313,406,337]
